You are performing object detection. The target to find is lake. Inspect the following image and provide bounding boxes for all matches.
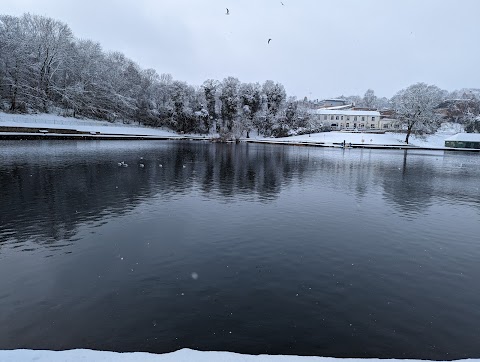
[0,140,479,359]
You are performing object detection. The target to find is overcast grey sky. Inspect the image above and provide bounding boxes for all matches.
[3,0,479,100]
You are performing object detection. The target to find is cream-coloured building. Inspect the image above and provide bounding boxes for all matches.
[310,109,384,130]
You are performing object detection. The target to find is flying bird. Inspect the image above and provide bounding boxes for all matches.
[268,38,272,44]
[226,8,229,15]
[281,2,284,5]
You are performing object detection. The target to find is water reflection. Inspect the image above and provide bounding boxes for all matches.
[1,141,480,359]
[380,150,480,215]
[1,141,480,249]
[0,141,311,247]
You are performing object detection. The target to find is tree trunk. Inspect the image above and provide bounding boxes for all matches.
[10,61,18,111]
[405,124,413,144]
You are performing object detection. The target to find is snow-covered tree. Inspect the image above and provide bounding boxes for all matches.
[458,96,480,133]
[343,95,362,107]
[219,77,240,132]
[262,80,286,115]
[391,83,446,144]
[135,68,161,126]
[0,12,387,137]
[376,96,390,110]
[0,15,33,112]
[441,93,480,129]
[283,99,319,136]
[67,40,107,118]
[262,80,286,135]
[201,79,219,132]
[170,80,197,133]
[239,82,261,138]
[153,73,174,123]
[465,118,480,133]
[33,15,74,111]
[363,89,377,109]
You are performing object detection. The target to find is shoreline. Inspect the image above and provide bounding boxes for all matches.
[245,139,480,152]
[1,131,479,153]
[1,121,478,153]
[0,348,477,362]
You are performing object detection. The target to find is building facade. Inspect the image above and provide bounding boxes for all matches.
[310,109,392,131]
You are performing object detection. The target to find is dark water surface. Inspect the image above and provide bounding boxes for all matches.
[0,140,479,359]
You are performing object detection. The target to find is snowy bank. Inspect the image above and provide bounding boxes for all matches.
[271,129,460,149]
[0,349,477,362]
[0,112,471,149]
[0,112,179,137]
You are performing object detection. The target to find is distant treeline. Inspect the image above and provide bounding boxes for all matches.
[1,13,479,138]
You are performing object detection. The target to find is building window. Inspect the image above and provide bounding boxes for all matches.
[370,124,375,129]
[331,123,338,127]
[341,116,344,120]
[360,123,364,128]
[372,116,376,121]
[336,116,339,120]
[394,124,400,129]
[331,116,334,120]
[362,116,365,121]
[383,124,389,129]
[347,116,350,120]
[340,123,344,128]
[346,123,350,128]
[324,115,327,120]
[354,116,357,121]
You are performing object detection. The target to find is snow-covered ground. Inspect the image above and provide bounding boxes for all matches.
[256,123,465,148]
[0,112,467,148]
[270,131,445,148]
[0,112,130,127]
[0,112,179,137]
[0,349,477,362]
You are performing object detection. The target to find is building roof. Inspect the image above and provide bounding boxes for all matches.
[323,98,347,102]
[445,133,480,142]
[310,109,380,116]
[352,107,377,111]
[321,104,354,110]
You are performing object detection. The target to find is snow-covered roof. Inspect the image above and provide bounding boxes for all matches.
[323,98,347,102]
[310,109,380,116]
[320,104,354,110]
[445,133,480,142]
